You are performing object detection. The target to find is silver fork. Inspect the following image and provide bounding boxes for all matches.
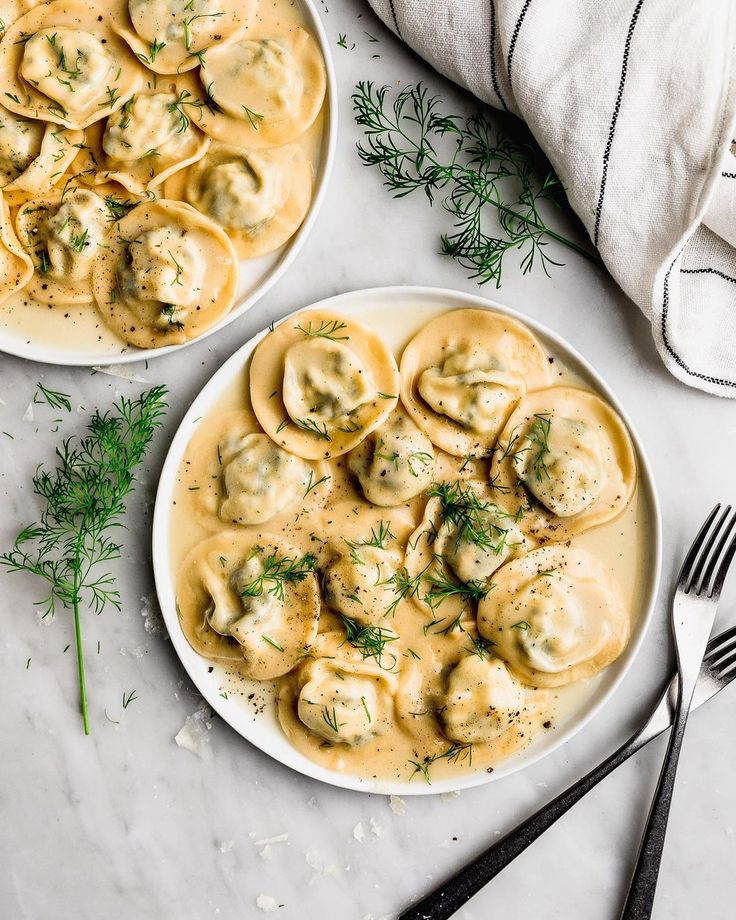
[398,514,736,920]
[621,503,736,919]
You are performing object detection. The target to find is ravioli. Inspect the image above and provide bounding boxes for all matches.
[177,530,320,680]
[91,198,238,348]
[319,503,414,628]
[439,654,548,746]
[178,408,332,532]
[395,628,548,765]
[0,106,82,195]
[347,406,435,506]
[403,479,533,621]
[400,308,554,456]
[170,140,312,259]
[250,310,400,460]
[15,187,109,304]
[196,28,326,148]
[0,191,32,304]
[0,1,144,129]
[489,387,636,538]
[478,545,629,687]
[0,2,24,39]
[112,0,254,75]
[278,632,399,748]
[71,77,210,195]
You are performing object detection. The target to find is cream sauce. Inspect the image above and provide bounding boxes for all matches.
[168,304,652,785]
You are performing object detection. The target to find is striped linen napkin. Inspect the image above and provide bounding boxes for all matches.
[367,0,736,397]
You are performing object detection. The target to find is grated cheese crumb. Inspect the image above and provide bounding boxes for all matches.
[389,795,406,816]
[174,700,213,760]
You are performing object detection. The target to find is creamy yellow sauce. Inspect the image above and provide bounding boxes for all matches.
[0,0,326,355]
[168,304,652,785]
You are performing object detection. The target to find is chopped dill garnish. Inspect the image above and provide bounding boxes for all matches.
[304,471,331,497]
[345,520,395,564]
[527,413,552,481]
[382,564,426,616]
[428,480,521,554]
[511,620,530,630]
[295,418,331,441]
[34,383,72,413]
[360,695,372,723]
[323,705,343,733]
[122,689,138,709]
[239,549,316,602]
[136,38,167,65]
[242,105,263,129]
[167,89,209,132]
[466,634,495,659]
[340,614,398,667]
[409,742,473,783]
[407,451,433,477]
[295,318,349,341]
[423,567,489,611]
[262,634,285,652]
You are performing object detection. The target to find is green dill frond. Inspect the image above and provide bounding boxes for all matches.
[0,386,168,734]
[353,81,598,287]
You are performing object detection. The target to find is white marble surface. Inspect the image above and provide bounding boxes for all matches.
[2,3,736,918]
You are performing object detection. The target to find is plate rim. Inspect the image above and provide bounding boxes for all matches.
[0,0,338,368]
[151,284,663,796]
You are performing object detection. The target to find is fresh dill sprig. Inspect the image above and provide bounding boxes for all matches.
[295,318,349,341]
[0,386,168,734]
[340,614,398,667]
[353,81,598,287]
[410,741,474,783]
[239,549,316,602]
[34,383,72,413]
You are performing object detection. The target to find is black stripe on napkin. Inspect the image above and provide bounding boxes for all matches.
[490,2,509,110]
[593,0,646,247]
[722,171,736,178]
[506,0,533,91]
[661,259,736,388]
[388,0,403,39]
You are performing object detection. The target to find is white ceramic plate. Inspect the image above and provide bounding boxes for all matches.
[152,286,662,795]
[0,0,337,367]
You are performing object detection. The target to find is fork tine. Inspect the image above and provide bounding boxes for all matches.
[679,504,721,590]
[686,505,732,594]
[709,519,736,599]
[711,649,736,679]
[697,507,736,596]
[704,623,736,661]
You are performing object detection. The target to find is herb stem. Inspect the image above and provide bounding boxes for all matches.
[72,581,89,735]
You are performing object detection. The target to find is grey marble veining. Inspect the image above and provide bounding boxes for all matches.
[1,2,735,918]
